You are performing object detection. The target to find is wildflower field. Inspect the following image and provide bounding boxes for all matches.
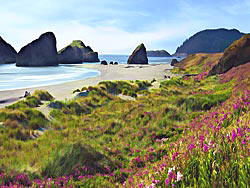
[0,57,249,187]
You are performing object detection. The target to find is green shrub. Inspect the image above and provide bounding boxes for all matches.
[160,77,185,88]
[33,90,54,101]
[42,142,115,177]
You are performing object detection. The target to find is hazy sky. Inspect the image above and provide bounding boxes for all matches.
[0,0,249,54]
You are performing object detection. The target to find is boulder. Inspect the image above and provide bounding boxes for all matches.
[127,43,148,64]
[110,61,113,65]
[170,59,179,66]
[16,32,58,67]
[58,40,99,64]
[209,34,250,75]
[101,60,108,65]
[0,36,17,64]
[114,62,118,65]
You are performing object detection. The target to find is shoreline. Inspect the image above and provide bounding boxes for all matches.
[0,64,173,108]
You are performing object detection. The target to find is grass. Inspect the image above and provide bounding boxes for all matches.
[0,58,249,187]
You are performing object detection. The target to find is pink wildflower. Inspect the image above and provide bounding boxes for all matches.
[203,144,209,152]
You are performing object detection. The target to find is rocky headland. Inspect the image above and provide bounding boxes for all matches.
[147,50,171,57]
[175,28,244,55]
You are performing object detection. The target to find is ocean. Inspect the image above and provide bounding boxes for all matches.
[0,55,181,91]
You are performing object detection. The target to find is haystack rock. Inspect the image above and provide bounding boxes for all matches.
[209,34,250,76]
[128,43,148,64]
[16,32,58,67]
[0,36,17,64]
[58,40,99,64]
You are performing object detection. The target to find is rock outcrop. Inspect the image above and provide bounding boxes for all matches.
[127,43,148,64]
[147,50,171,57]
[0,36,17,64]
[101,60,108,65]
[209,34,250,75]
[16,32,58,67]
[58,40,99,64]
[175,28,244,55]
[170,59,179,66]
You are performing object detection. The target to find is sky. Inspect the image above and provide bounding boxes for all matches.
[0,0,249,54]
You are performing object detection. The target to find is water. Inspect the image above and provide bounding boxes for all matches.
[0,64,100,91]
[0,55,183,91]
[99,54,183,64]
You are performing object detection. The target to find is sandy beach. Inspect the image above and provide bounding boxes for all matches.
[0,64,173,108]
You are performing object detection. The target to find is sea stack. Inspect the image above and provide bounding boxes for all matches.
[0,36,17,64]
[209,34,250,75]
[16,32,58,67]
[58,40,99,64]
[128,43,148,64]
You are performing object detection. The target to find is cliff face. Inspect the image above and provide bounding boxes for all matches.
[209,34,250,75]
[0,36,17,64]
[128,43,148,64]
[16,32,58,67]
[58,40,99,64]
[175,29,244,55]
[147,50,171,57]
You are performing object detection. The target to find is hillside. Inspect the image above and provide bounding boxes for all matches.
[0,48,249,187]
[209,34,250,75]
[175,28,244,55]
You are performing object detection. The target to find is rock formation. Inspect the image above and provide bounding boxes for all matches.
[58,40,99,64]
[170,59,179,66]
[127,43,148,64]
[0,36,17,64]
[101,60,108,65]
[209,34,250,75]
[175,28,244,55]
[147,50,171,57]
[16,32,58,67]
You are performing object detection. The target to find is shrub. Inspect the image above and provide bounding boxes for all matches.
[33,90,54,101]
[42,142,115,177]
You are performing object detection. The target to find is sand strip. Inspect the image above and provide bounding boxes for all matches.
[0,64,173,108]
